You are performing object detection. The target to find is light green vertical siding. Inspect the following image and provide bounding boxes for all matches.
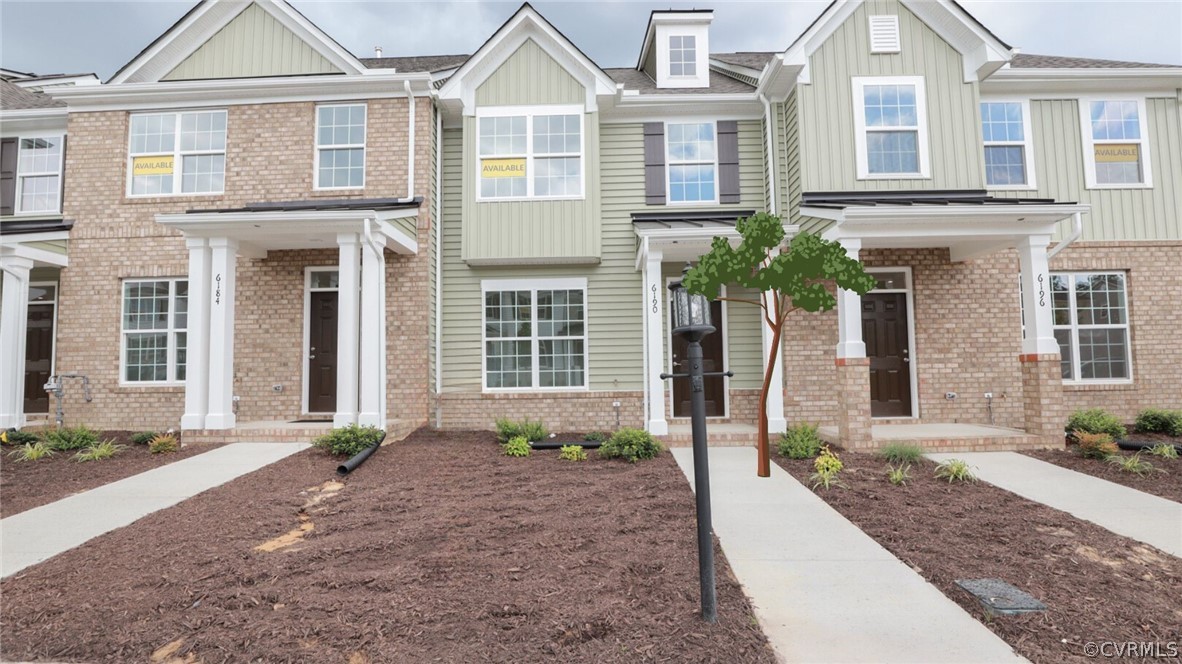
[163,3,342,81]
[798,0,985,192]
[475,39,584,106]
[992,97,1182,241]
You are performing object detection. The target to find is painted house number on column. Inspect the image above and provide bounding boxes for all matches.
[214,273,222,305]
[651,284,659,314]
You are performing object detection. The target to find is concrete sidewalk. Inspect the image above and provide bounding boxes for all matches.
[1,442,309,578]
[672,447,1024,664]
[927,452,1182,557]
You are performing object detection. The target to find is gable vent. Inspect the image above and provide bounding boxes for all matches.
[868,15,901,53]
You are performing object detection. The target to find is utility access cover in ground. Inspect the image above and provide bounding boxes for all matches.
[955,578,1048,616]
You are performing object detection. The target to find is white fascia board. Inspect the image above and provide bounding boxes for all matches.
[836,203,1089,220]
[0,108,67,134]
[374,218,418,255]
[603,94,762,123]
[0,243,69,267]
[983,69,1182,96]
[634,223,798,241]
[0,230,71,245]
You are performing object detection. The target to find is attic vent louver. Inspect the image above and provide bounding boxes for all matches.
[869,15,901,53]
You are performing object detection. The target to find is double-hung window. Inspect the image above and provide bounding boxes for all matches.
[477,108,583,200]
[981,101,1035,188]
[1081,99,1152,188]
[316,103,367,189]
[482,279,587,390]
[1051,272,1132,382]
[666,122,717,204]
[122,279,188,384]
[852,76,929,179]
[128,110,226,196]
[15,134,64,213]
[669,35,697,76]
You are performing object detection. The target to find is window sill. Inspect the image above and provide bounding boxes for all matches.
[476,196,586,204]
[1063,381,1135,392]
[118,382,186,390]
[1084,184,1153,191]
[481,387,590,395]
[313,186,366,193]
[856,173,931,181]
[124,193,225,204]
[986,184,1038,192]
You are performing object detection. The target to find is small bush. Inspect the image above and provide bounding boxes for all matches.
[130,431,158,445]
[777,423,822,459]
[878,443,924,464]
[809,445,845,490]
[8,442,54,461]
[1135,409,1182,437]
[599,427,662,462]
[494,418,548,443]
[559,444,587,461]
[312,424,382,457]
[1076,431,1119,459]
[502,436,531,457]
[886,463,911,486]
[1107,453,1161,477]
[1147,443,1179,460]
[43,425,99,451]
[74,440,125,462]
[148,433,180,454]
[1066,409,1126,440]
[3,430,41,446]
[583,431,608,443]
[934,458,977,483]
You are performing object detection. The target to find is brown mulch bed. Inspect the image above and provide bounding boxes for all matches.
[775,452,1182,664]
[0,429,772,663]
[1023,445,1182,504]
[1,431,222,518]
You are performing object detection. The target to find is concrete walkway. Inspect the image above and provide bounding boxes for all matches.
[1,442,309,578]
[927,452,1182,557]
[672,447,1024,663]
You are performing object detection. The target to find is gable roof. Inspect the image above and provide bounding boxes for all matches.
[711,52,777,70]
[360,55,470,73]
[0,78,65,111]
[1010,53,1181,70]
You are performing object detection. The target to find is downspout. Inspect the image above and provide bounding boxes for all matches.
[404,80,416,200]
[760,94,778,217]
[1047,211,1082,260]
[433,100,444,427]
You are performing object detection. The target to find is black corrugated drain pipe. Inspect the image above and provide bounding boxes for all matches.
[337,431,387,476]
[528,440,603,450]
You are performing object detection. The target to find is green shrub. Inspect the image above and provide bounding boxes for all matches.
[3,430,41,446]
[934,459,977,483]
[1076,431,1118,459]
[878,442,924,464]
[1066,409,1126,440]
[886,463,912,486]
[502,436,531,457]
[494,418,548,443]
[43,425,99,451]
[8,442,54,461]
[1107,453,1161,477]
[1147,443,1179,460]
[809,445,845,490]
[583,431,608,443]
[777,423,822,459]
[312,424,382,457]
[130,431,158,445]
[148,433,180,454]
[559,444,587,461]
[599,427,662,462]
[74,440,125,462]
[1135,409,1182,437]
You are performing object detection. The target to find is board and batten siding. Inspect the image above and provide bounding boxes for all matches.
[162,3,342,81]
[992,97,1182,241]
[797,0,985,193]
[474,39,584,107]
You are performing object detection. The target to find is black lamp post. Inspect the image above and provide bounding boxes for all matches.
[663,263,719,623]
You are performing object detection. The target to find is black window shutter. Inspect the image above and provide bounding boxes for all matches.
[0,137,17,216]
[717,120,741,204]
[643,122,665,205]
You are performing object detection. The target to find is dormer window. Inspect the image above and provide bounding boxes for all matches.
[669,35,696,77]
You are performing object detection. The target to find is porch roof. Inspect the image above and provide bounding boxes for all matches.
[0,218,71,267]
[631,209,756,232]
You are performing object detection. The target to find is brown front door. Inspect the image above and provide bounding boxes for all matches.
[24,303,54,414]
[307,291,338,413]
[863,293,912,418]
[671,299,726,417]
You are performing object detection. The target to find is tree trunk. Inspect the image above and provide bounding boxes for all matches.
[756,322,783,478]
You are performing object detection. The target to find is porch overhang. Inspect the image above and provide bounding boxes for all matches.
[632,210,798,267]
[155,197,422,257]
[0,219,72,268]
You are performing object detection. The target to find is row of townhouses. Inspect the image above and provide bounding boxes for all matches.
[1,0,1179,451]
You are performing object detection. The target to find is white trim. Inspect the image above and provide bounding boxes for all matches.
[851,76,931,180]
[479,277,589,393]
[119,277,188,387]
[12,131,65,216]
[664,120,720,206]
[1077,96,1154,189]
[313,102,368,191]
[664,278,729,419]
[865,267,919,419]
[1052,270,1134,385]
[126,109,228,198]
[475,105,586,202]
[301,266,340,415]
[980,98,1038,191]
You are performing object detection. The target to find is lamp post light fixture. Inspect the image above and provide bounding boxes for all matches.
[663,263,725,624]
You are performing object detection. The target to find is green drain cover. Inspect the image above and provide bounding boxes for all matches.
[955,578,1047,616]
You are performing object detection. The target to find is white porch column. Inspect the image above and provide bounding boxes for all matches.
[1018,234,1060,355]
[835,238,867,359]
[0,256,34,429]
[643,248,668,435]
[181,238,212,430]
[761,291,787,432]
[204,238,238,430]
[335,233,362,428]
[357,229,386,429]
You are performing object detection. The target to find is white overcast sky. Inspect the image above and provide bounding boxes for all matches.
[1,1,1180,79]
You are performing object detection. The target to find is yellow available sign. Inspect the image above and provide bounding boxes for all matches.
[481,158,526,178]
[1094,144,1139,163]
[132,155,175,176]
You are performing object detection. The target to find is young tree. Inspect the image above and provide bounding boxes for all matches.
[683,213,877,477]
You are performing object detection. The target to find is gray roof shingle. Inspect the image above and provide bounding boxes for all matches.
[711,52,777,70]
[604,68,755,95]
[1010,53,1180,69]
[0,78,65,111]
[359,55,469,73]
